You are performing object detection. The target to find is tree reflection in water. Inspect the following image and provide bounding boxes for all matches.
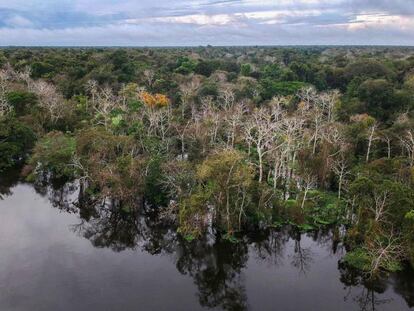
[248,229,288,267]
[175,236,249,310]
[393,268,414,308]
[1,175,413,311]
[0,166,22,199]
[288,232,313,275]
[339,259,400,311]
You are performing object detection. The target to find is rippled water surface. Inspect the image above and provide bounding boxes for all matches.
[0,175,413,311]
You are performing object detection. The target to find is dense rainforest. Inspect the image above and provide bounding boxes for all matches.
[0,46,414,276]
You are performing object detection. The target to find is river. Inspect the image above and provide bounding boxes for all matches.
[0,171,413,311]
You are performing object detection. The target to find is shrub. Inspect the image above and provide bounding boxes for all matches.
[29,131,76,178]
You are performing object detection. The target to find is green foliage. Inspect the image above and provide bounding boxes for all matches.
[222,233,240,243]
[0,116,36,171]
[240,64,252,77]
[405,210,414,221]
[183,234,196,242]
[179,189,211,237]
[175,56,197,74]
[357,79,396,120]
[6,91,38,116]
[111,114,123,127]
[279,191,344,228]
[195,60,219,76]
[31,61,54,78]
[344,249,371,271]
[29,131,76,178]
[344,60,395,81]
[179,149,254,235]
[350,174,414,227]
[75,127,145,199]
[297,223,315,231]
[284,199,298,209]
[144,156,168,206]
[197,82,218,98]
[260,79,307,99]
[344,248,403,273]
[385,259,404,272]
[307,192,345,226]
[262,64,282,79]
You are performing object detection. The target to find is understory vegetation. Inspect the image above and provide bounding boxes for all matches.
[1,46,414,276]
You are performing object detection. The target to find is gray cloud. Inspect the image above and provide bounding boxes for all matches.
[0,0,413,46]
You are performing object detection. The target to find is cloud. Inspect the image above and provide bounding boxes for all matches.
[346,13,414,31]
[0,0,413,45]
[4,15,33,28]
[135,13,239,26]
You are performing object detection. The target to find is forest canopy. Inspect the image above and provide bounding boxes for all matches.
[1,46,414,275]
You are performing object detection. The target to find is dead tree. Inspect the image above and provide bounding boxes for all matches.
[370,190,390,223]
[300,172,317,210]
[31,80,65,123]
[0,72,12,117]
[218,87,235,109]
[400,130,414,167]
[331,153,350,199]
[143,69,155,89]
[244,107,277,183]
[223,102,246,148]
[365,231,404,276]
[179,76,200,118]
[366,122,378,163]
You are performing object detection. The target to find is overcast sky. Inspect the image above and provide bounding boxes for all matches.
[0,0,413,46]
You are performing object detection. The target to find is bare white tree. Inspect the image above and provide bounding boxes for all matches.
[0,95,12,117]
[223,101,246,147]
[300,172,317,210]
[17,66,32,88]
[365,231,404,276]
[318,90,339,123]
[31,80,65,123]
[199,96,222,145]
[143,69,155,89]
[0,71,12,117]
[218,87,235,109]
[244,107,277,183]
[279,116,305,198]
[143,104,172,145]
[172,120,191,158]
[380,131,393,159]
[85,79,98,109]
[366,122,379,163]
[399,130,414,167]
[0,69,10,94]
[93,86,118,129]
[179,76,200,118]
[298,87,318,105]
[370,190,390,223]
[331,153,350,199]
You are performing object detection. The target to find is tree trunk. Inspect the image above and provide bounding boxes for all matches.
[258,151,263,183]
[181,134,185,158]
[301,188,308,210]
[366,125,376,163]
[338,174,342,199]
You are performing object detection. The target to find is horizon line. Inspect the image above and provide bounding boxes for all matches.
[1,44,414,48]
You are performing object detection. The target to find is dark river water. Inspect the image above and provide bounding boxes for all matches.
[0,172,413,311]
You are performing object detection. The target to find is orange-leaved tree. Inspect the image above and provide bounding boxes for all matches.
[139,91,170,108]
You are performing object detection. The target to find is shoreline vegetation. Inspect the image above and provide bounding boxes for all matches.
[0,46,413,276]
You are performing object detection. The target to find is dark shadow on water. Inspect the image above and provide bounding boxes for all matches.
[0,166,23,199]
[1,171,414,311]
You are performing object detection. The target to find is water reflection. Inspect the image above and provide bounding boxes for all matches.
[0,173,413,311]
[0,166,21,199]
